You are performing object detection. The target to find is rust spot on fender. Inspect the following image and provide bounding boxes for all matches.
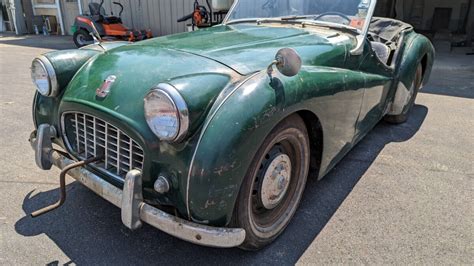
[204,199,216,209]
[213,160,239,176]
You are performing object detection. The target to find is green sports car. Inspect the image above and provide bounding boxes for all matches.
[29,0,434,250]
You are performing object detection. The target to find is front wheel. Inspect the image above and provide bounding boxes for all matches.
[73,29,93,48]
[232,114,310,250]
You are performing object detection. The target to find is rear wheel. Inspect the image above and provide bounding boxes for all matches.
[73,29,93,48]
[385,64,423,124]
[232,114,310,250]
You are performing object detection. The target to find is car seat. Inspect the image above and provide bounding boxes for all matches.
[371,42,391,64]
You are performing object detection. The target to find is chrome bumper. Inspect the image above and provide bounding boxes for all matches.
[30,127,246,248]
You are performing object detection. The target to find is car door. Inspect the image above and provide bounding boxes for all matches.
[306,37,367,176]
[354,40,394,142]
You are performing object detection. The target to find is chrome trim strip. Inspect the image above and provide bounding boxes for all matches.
[223,0,377,36]
[350,0,378,55]
[60,111,144,182]
[83,114,88,157]
[105,123,109,169]
[49,151,246,248]
[115,129,119,175]
[185,72,261,219]
[32,92,39,129]
[35,55,59,97]
[222,0,239,24]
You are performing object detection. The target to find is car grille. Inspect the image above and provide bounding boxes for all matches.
[62,112,144,180]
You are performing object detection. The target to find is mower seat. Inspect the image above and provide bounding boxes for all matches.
[89,3,106,22]
[103,16,122,24]
[89,3,106,16]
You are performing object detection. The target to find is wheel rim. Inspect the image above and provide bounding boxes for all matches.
[259,153,292,210]
[248,131,308,237]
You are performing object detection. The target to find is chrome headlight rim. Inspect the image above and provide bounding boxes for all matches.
[31,55,59,97]
[144,83,189,143]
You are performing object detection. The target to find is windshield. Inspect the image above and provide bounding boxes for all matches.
[225,0,374,32]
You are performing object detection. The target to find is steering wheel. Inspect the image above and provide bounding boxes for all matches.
[314,12,351,25]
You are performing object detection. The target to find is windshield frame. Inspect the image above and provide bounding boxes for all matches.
[222,0,378,39]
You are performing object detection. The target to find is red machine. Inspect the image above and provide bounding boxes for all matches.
[72,0,152,47]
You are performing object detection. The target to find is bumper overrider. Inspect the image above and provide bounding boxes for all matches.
[29,124,246,248]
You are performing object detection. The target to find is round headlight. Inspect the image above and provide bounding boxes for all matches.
[31,56,58,97]
[144,84,189,142]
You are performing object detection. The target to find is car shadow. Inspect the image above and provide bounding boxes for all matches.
[15,105,428,265]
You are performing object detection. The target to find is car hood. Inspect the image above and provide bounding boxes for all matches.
[62,45,234,138]
[62,24,353,139]
[137,24,354,75]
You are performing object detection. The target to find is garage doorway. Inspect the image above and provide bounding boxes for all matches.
[431,7,452,31]
[61,0,79,35]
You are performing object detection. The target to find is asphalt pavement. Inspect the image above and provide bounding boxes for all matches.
[0,33,472,265]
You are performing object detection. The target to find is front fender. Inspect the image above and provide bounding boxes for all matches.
[186,65,368,225]
[44,49,100,90]
[187,70,315,225]
[34,49,101,130]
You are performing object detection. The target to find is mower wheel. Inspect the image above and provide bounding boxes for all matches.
[73,29,93,48]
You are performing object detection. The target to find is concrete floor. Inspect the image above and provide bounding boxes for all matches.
[0,34,473,265]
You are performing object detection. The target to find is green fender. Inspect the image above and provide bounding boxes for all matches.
[389,32,435,115]
[44,49,100,91]
[186,64,370,225]
[34,49,100,131]
[33,44,127,131]
[186,71,281,225]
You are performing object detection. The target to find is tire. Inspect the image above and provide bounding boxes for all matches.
[385,64,423,124]
[73,29,93,48]
[232,114,310,250]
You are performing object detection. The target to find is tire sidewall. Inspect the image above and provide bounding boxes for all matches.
[385,63,423,124]
[401,64,423,116]
[234,115,310,250]
[73,29,92,48]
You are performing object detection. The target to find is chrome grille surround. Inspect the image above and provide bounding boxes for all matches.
[61,112,144,181]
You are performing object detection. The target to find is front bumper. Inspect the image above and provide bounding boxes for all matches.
[30,127,245,248]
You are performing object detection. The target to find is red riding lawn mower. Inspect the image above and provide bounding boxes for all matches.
[72,0,152,48]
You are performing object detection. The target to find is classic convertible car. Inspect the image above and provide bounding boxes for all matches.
[29,0,434,250]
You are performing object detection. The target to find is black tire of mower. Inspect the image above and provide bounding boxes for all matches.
[232,114,310,250]
[73,29,93,48]
[385,64,423,124]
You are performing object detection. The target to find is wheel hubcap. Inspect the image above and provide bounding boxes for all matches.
[260,154,292,210]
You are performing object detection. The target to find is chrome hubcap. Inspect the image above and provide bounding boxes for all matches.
[260,154,292,210]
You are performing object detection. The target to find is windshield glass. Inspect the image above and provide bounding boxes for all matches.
[226,0,373,31]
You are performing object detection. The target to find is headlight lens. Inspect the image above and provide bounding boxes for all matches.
[144,84,189,142]
[31,56,58,97]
